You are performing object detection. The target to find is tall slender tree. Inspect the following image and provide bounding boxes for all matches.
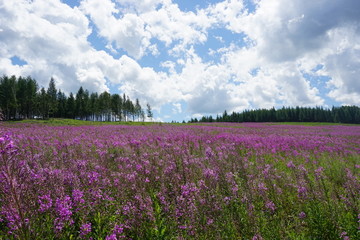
[37,87,49,119]
[89,92,99,121]
[25,76,38,119]
[75,87,88,120]
[66,93,76,119]
[47,78,58,118]
[135,98,142,121]
[56,90,67,118]
[146,103,153,121]
[125,96,135,121]
[16,76,27,119]
[0,75,18,120]
[122,93,127,121]
[111,94,122,121]
[99,91,111,121]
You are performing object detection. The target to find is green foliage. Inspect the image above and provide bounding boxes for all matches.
[47,78,58,118]
[148,192,169,240]
[0,75,149,123]
[0,75,18,120]
[194,106,360,124]
[10,118,157,126]
[146,103,153,121]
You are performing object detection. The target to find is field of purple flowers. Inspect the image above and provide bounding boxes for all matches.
[0,122,359,239]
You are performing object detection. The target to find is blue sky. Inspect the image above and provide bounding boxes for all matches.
[1,0,360,122]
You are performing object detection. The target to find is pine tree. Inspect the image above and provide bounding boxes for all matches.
[146,103,153,121]
[0,75,18,120]
[25,76,38,119]
[135,98,142,121]
[99,91,111,121]
[66,93,76,119]
[75,87,90,120]
[111,94,122,121]
[89,92,99,121]
[16,76,27,119]
[37,87,49,119]
[125,97,135,121]
[56,90,67,118]
[47,78,58,118]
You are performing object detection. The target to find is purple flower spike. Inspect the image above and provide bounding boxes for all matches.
[38,194,53,212]
[80,222,92,238]
[265,201,276,212]
[298,211,306,219]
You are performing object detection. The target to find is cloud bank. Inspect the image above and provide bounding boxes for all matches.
[0,0,359,120]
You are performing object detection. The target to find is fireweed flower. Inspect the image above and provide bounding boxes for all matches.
[252,233,263,240]
[340,231,350,240]
[205,147,215,158]
[297,185,308,199]
[262,164,271,176]
[0,135,17,155]
[265,201,276,212]
[56,196,72,219]
[88,171,100,184]
[105,233,117,240]
[38,194,52,212]
[113,224,124,234]
[298,165,308,174]
[54,195,73,231]
[72,189,85,205]
[6,141,15,150]
[79,223,92,238]
[286,161,296,168]
[257,182,268,192]
[231,184,239,195]
[225,172,235,182]
[207,218,214,225]
[223,196,231,205]
[315,167,324,178]
[1,209,20,231]
[298,211,306,219]
[203,168,219,180]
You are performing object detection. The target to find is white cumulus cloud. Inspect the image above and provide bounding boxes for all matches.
[1,0,359,121]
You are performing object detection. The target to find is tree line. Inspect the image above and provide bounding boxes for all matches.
[0,75,153,121]
[190,106,360,124]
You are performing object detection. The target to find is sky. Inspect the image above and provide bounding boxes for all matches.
[0,0,359,122]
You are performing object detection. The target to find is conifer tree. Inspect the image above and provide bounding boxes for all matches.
[146,103,153,121]
[135,98,142,121]
[47,78,58,118]
[37,87,49,119]
[66,93,76,119]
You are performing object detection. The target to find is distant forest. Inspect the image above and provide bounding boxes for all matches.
[1,75,359,124]
[0,75,153,121]
[190,106,360,124]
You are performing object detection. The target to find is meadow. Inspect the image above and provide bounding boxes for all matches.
[0,122,359,239]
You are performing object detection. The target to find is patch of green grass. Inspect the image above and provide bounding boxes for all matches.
[4,118,158,126]
[270,122,359,126]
